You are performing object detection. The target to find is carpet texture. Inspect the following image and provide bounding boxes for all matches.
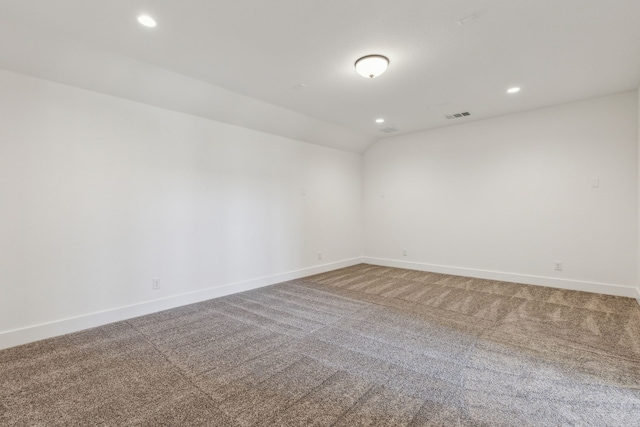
[2,264,640,426]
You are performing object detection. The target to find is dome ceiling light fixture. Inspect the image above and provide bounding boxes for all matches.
[137,15,157,28]
[355,55,389,79]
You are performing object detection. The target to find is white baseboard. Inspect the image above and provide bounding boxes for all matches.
[363,257,638,299]
[0,257,363,351]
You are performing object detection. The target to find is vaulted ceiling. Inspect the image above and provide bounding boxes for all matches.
[1,0,639,152]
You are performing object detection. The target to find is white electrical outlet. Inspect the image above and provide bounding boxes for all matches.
[152,278,161,290]
[403,249,407,256]
[554,262,562,271]
[318,252,322,260]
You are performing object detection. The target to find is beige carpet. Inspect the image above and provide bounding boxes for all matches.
[2,264,639,426]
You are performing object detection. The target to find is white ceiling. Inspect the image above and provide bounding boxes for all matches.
[1,0,639,153]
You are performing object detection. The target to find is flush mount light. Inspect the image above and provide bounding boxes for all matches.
[137,15,157,28]
[507,87,521,94]
[355,55,389,79]
[375,118,385,123]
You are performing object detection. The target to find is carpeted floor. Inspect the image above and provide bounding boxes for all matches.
[2,264,640,426]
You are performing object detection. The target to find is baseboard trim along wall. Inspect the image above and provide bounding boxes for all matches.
[4,256,638,350]
[363,257,639,299]
[0,258,363,350]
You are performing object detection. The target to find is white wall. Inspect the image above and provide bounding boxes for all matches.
[364,92,639,296]
[2,67,638,350]
[0,68,363,348]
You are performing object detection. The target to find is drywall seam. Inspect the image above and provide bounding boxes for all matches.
[0,257,363,350]
[363,257,637,299]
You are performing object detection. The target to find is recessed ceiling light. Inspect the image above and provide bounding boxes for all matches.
[355,55,389,79]
[507,87,521,94]
[137,15,157,28]
[376,118,385,123]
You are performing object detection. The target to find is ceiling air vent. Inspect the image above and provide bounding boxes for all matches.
[379,127,399,133]
[445,111,471,120]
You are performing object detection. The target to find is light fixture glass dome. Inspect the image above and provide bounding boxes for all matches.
[355,55,389,79]
[137,15,157,27]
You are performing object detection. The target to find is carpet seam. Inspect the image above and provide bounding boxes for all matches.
[124,319,220,408]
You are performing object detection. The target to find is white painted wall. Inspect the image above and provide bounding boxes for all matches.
[1,66,638,349]
[0,68,363,348]
[364,92,638,296]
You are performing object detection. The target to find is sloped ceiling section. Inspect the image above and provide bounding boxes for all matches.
[0,18,373,153]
